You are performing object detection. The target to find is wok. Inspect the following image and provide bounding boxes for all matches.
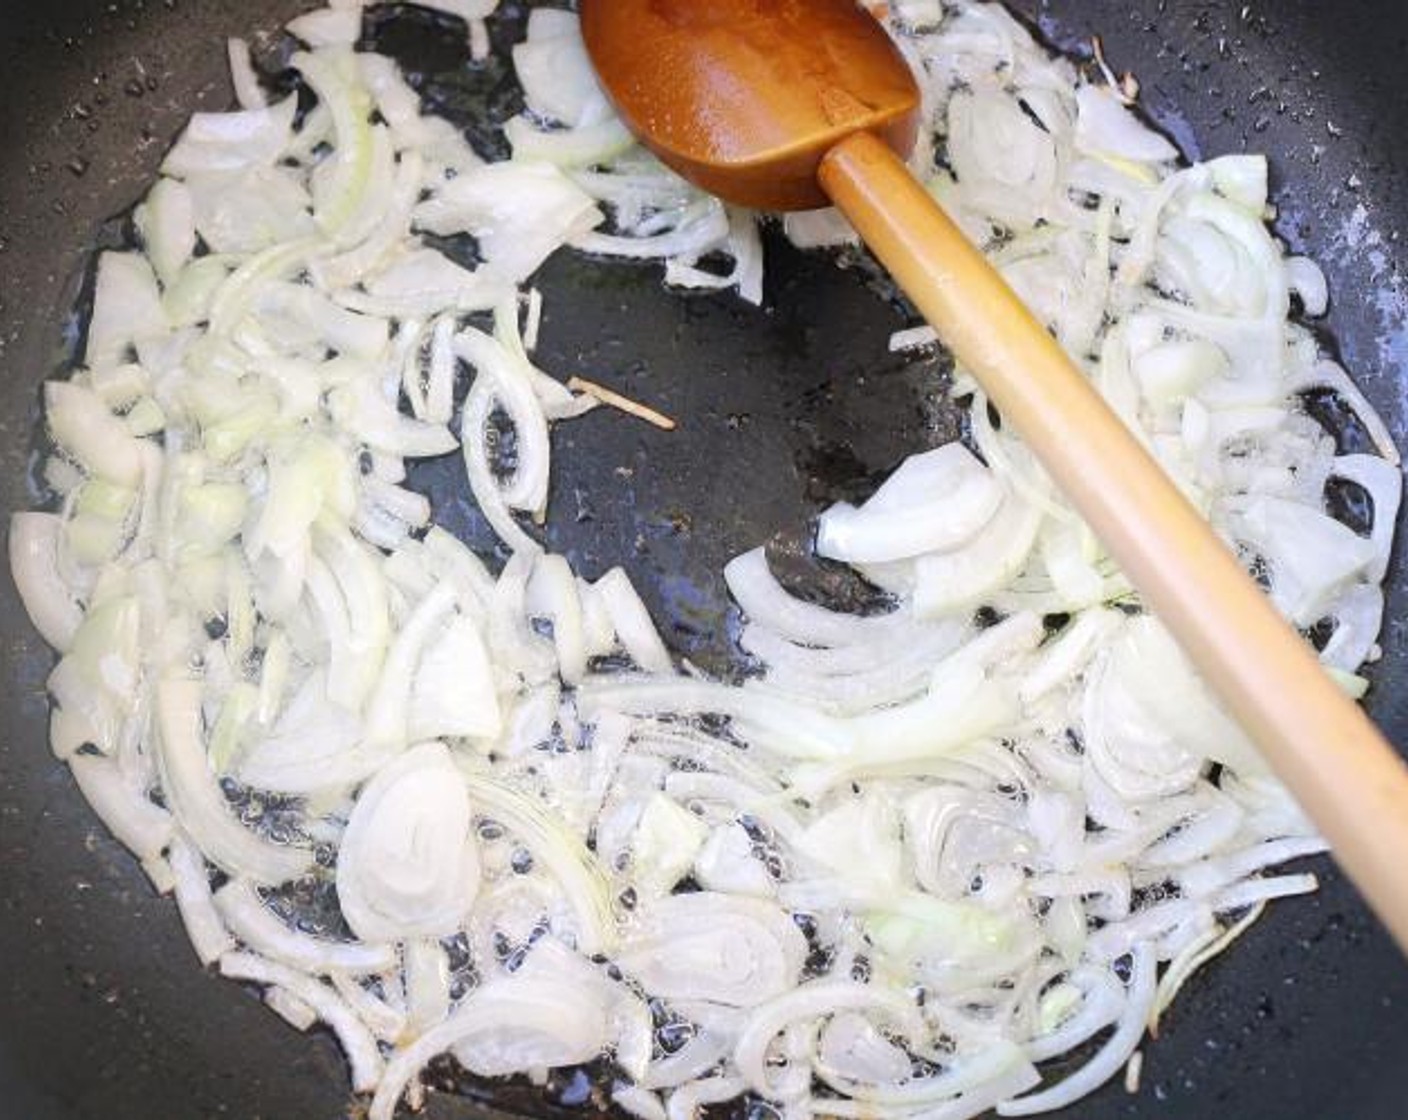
[2,1,1407,1117]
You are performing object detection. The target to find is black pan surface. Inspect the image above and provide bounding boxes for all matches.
[3,1,1407,1118]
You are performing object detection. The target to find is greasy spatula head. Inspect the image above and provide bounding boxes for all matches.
[579,0,922,211]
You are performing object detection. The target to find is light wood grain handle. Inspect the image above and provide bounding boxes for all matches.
[820,129,1408,954]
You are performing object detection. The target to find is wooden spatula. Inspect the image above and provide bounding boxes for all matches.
[580,0,1408,954]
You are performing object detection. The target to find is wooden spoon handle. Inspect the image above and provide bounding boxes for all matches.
[820,129,1408,953]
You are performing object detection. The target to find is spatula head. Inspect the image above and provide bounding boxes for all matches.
[579,0,921,212]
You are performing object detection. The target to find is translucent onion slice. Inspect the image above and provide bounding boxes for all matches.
[336,741,481,943]
[155,678,315,884]
[616,893,807,1007]
[220,951,385,1093]
[215,878,398,975]
[10,513,85,651]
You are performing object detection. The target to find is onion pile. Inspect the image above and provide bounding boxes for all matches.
[10,2,1401,1119]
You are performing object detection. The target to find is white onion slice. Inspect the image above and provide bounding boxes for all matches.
[1075,85,1179,163]
[614,1085,668,1120]
[287,7,361,47]
[10,513,84,651]
[590,567,673,673]
[734,981,925,1098]
[265,986,318,1031]
[220,951,385,1093]
[226,37,266,109]
[362,583,458,753]
[163,97,297,178]
[369,962,612,1120]
[169,835,236,965]
[68,754,173,862]
[617,893,807,1007]
[46,380,147,488]
[215,878,397,975]
[337,741,480,943]
[416,162,604,284]
[725,548,915,647]
[817,445,1004,564]
[999,948,1156,1115]
[155,678,314,884]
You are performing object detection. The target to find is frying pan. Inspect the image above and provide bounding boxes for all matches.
[2,1,1407,1117]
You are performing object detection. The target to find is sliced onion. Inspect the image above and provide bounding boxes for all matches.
[189,166,316,255]
[352,246,510,317]
[733,981,925,1098]
[512,27,612,128]
[68,753,173,862]
[724,547,913,647]
[226,38,266,110]
[816,1011,912,1086]
[369,957,612,1120]
[589,567,673,673]
[337,741,480,942]
[665,1076,748,1120]
[215,878,397,975]
[237,668,368,793]
[404,938,452,1037]
[821,1041,1036,1110]
[362,583,458,753]
[459,770,615,955]
[162,96,297,178]
[46,380,147,488]
[265,985,318,1031]
[287,6,361,47]
[416,161,604,284]
[913,491,1044,619]
[155,678,314,884]
[616,893,806,1007]
[409,612,502,741]
[613,1086,668,1120]
[330,971,409,1043]
[10,513,84,651]
[817,444,1004,564]
[526,554,588,684]
[694,821,777,898]
[1075,85,1178,164]
[168,834,236,965]
[1331,453,1402,582]
[136,178,197,286]
[999,947,1156,1115]
[580,677,853,761]
[220,951,385,1093]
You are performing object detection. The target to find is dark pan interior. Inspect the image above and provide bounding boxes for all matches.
[3,1,1408,1117]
